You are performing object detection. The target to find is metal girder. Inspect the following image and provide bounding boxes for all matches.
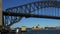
[3,1,60,26]
[3,12,60,19]
[5,1,60,15]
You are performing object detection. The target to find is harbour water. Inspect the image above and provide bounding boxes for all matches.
[9,30,60,34]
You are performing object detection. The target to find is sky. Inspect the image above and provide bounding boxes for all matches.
[2,0,60,28]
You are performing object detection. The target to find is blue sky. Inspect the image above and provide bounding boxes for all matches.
[2,0,60,28]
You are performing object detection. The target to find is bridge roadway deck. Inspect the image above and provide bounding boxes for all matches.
[3,12,60,19]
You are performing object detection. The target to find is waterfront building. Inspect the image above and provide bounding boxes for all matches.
[21,26,27,31]
[45,26,60,30]
[32,24,42,30]
[55,26,60,30]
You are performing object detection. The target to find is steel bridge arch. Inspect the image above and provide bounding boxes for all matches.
[3,1,60,27]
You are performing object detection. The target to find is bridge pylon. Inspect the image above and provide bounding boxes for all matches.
[0,0,3,26]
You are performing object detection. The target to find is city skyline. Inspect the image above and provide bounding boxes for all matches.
[2,0,60,28]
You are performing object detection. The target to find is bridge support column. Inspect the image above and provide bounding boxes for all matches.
[0,0,2,27]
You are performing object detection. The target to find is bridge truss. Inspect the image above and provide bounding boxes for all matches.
[3,0,60,27]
